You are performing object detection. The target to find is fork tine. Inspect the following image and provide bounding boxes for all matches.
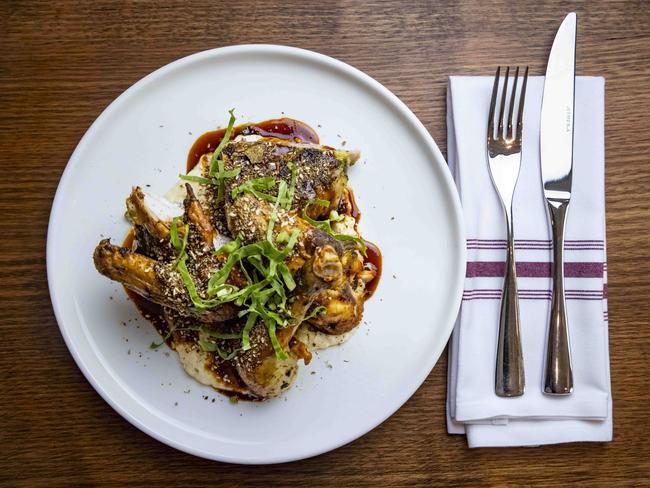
[506,67,520,140]
[487,66,501,141]
[497,66,509,139]
[516,66,529,140]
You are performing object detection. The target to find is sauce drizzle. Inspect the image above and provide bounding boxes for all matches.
[187,118,319,173]
[363,240,382,297]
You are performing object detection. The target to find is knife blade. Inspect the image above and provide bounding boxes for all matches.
[541,12,576,199]
[540,12,577,395]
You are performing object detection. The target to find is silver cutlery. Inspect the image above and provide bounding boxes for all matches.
[540,12,577,395]
[487,65,529,397]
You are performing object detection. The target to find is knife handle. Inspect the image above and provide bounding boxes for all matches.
[544,201,574,395]
[495,223,525,397]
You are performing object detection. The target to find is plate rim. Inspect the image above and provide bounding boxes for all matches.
[46,44,466,464]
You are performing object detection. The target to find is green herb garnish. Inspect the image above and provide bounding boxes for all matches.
[241,311,257,351]
[179,174,214,185]
[231,161,298,210]
[266,180,288,242]
[303,305,326,322]
[214,236,242,256]
[302,199,367,254]
[198,339,241,360]
[231,176,277,202]
[266,320,288,360]
[170,216,189,267]
[283,162,298,210]
[209,109,236,177]
[149,325,201,350]
[207,109,240,204]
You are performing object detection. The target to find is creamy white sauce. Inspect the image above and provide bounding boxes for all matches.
[234,134,262,143]
[295,325,357,350]
[164,160,204,204]
[331,215,357,237]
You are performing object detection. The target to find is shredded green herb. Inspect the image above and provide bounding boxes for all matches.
[149,325,201,350]
[179,174,214,185]
[241,311,257,351]
[187,225,300,358]
[231,176,277,202]
[214,236,242,256]
[198,339,241,360]
[209,109,236,177]
[302,199,367,254]
[266,180,288,242]
[177,260,214,310]
[303,305,326,322]
[170,216,189,267]
[283,162,298,210]
[267,320,288,360]
[207,109,241,204]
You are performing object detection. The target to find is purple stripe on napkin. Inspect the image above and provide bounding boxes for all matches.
[466,261,604,278]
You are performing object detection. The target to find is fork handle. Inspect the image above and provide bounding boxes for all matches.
[495,229,525,397]
[544,201,574,395]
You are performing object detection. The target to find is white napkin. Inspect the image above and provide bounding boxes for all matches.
[446,75,612,447]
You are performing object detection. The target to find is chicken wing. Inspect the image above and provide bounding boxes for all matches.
[93,240,238,323]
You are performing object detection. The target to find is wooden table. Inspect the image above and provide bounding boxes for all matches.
[2,1,649,485]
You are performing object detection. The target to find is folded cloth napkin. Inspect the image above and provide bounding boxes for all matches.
[446,75,612,447]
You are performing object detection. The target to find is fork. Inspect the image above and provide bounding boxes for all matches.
[487,66,529,397]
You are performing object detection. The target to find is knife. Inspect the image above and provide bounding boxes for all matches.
[540,12,576,395]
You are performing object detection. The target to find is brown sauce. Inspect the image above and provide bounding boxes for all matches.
[363,240,382,297]
[187,118,319,173]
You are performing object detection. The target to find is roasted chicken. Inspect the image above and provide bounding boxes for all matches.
[93,128,378,400]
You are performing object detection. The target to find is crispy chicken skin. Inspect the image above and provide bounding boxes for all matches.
[183,184,216,247]
[235,322,299,398]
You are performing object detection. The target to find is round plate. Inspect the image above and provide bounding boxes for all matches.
[47,45,465,464]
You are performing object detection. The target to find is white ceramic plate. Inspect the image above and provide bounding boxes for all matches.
[47,45,465,464]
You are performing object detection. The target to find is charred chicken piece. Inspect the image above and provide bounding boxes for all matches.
[94,184,239,324]
[93,240,238,323]
[126,187,180,241]
[222,137,358,218]
[235,321,299,398]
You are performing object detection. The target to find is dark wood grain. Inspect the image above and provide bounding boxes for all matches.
[2,0,649,486]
